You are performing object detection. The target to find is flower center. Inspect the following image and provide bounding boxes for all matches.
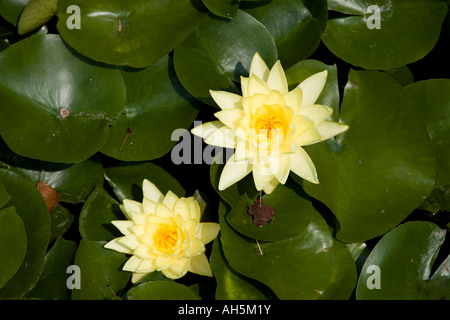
[253,105,290,142]
[154,223,178,252]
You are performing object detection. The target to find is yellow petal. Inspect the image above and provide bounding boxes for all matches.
[162,190,179,210]
[298,70,327,107]
[186,219,199,238]
[300,104,333,125]
[262,90,286,107]
[134,244,151,259]
[118,234,141,250]
[283,87,303,114]
[253,163,275,191]
[123,255,143,272]
[111,220,134,236]
[243,93,266,117]
[173,198,190,221]
[214,109,244,129]
[168,257,190,277]
[187,199,201,220]
[218,154,252,190]
[294,114,315,137]
[191,120,224,140]
[123,199,144,215]
[155,203,173,219]
[262,177,280,194]
[271,154,291,184]
[161,267,186,280]
[190,237,205,255]
[240,76,249,98]
[295,127,322,146]
[249,52,270,81]
[143,198,156,214]
[289,147,319,184]
[248,74,271,96]
[104,237,133,254]
[155,256,175,270]
[210,90,243,110]
[267,60,288,94]
[189,253,213,277]
[130,212,147,225]
[142,179,164,203]
[204,126,236,148]
[315,121,349,141]
[135,258,156,273]
[198,223,220,245]
[131,272,149,283]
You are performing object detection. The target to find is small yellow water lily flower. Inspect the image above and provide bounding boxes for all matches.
[192,52,349,194]
[104,179,220,282]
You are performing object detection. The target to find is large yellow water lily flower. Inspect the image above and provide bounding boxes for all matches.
[104,179,220,282]
[192,52,349,194]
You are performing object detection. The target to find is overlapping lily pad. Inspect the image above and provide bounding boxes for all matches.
[0,170,49,298]
[356,221,448,299]
[0,34,126,163]
[56,0,207,68]
[219,200,335,299]
[301,70,436,243]
[242,0,326,68]
[174,10,278,106]
[126,281,200,300]
[100,55,199,161]
[324,0,448,70]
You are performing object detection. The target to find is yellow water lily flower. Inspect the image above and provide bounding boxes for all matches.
[104,179,220,282]
[192,52,349,194]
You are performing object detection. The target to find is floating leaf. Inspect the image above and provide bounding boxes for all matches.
[174,10,277,106]
[100,55,198,161]
[0,169,49,298]
[243,0,325,68]
[405,79,450,187]
[0,206,27,290]
[56,0,207,67]
[202,0,238,19]
[301,70,436,243]
[0,34,126,163]
[18,0,57,35]
[324,0,448,70]
[356,221,447,300]
[27,237,77,300]
[220,200,335,299]
[126,281,200,300]
[71,240,130,300]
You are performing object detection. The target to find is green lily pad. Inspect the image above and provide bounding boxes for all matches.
[0,0,28,25]
[405,79,450,187]
[0,206,27,290]
[301,70,436,243]
[56,0,207,68]
[286,59,340,121]
[126,281,200,300]
[210,159,313,241]
[49,205,74,243]
[220,200,335,299]
[100,55,198,161]
[419,185,450,214]
[71,240,130,300]
[324,0,448,70]
[174,9,277,106]
[0,181,11,208]
[27,237,77,300]
[383,66,414,87]
[202,0,238,19]
[242,0,324,68]
[0,141,104,203]
[104,161,185,202]
[0,169,50,298]
[18,0,57,35]
[356,221,447,300]
[79,185,124,241]
[319,240,357,300]
[0,34,126,163]
[210,237,271,300]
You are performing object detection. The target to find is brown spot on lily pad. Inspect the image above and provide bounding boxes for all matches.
[248,196,275,227]
[59,107,70,119]
[37,180,61,213]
